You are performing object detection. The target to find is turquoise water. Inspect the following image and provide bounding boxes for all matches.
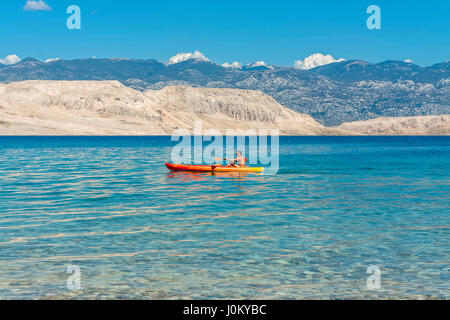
[0,136,448,299]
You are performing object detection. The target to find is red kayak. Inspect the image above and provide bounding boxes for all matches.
[165,163,264,173]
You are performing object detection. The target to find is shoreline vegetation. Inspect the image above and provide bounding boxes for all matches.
[0,80,448,136]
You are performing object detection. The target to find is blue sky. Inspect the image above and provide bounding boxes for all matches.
[1,0,449,66]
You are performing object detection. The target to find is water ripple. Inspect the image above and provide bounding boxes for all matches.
[0,136,449,299]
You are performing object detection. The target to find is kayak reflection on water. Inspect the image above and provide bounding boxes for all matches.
[166,171,251,181]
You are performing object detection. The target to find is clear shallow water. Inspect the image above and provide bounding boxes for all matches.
[0,136,448,300]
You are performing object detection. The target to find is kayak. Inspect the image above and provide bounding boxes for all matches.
[165,163,264,173]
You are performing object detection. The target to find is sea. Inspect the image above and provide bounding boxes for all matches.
[0,136,448,299]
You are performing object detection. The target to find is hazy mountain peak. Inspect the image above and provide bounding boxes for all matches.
[377,60,420,69]
[20,57,41,63]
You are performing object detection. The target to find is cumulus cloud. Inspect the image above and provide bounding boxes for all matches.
[404,59,413,63]
[294,53,345,70]
[0,54,22,65]
[249,61,268,67]
[167,50,209,65]
[45,58,60,63]
[244,61,273,69]
[222,61,242,69]
[24,0,52,11]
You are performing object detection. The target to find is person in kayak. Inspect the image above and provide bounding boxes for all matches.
[225,151,247,167]
[214,151,247,167]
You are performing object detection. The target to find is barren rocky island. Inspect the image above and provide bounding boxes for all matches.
[0,80,448,135]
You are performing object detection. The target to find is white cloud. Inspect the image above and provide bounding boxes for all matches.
[249,61,268,67]
[245,61,273,69]
[222,61,242,69]
[294,53,345,70]
[0,54,21,65]
[167,50,209,65]
[45,58,60,63]
[404,59,413,63]
[24,0,51,11]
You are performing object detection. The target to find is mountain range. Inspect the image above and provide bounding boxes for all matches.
[1,57,449,126]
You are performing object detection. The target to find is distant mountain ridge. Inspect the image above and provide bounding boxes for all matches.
[1,57,449,126]
[335,115,450,135]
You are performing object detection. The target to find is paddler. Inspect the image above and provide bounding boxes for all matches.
[214,151,247,167]
[224,151,247,167]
